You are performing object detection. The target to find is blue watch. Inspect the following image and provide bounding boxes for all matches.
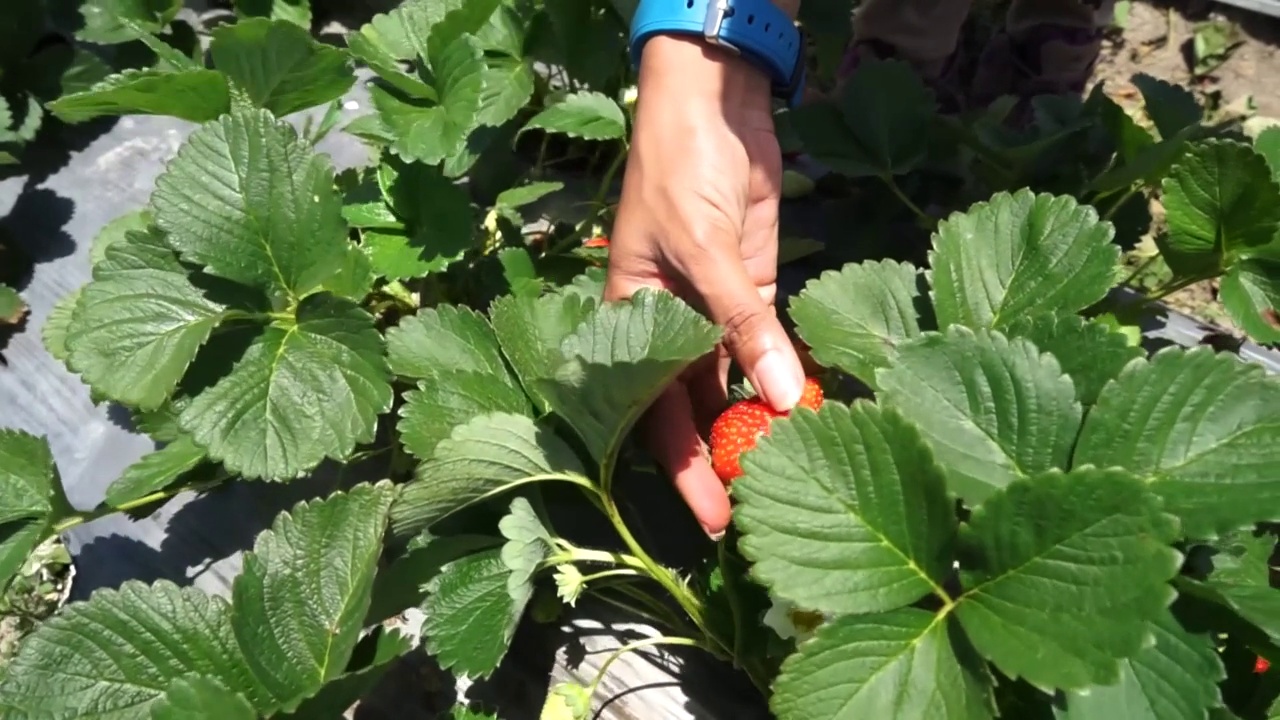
[629,0,807,108]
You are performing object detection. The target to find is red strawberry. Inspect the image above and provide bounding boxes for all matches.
[710,378,824,484]
[797,376,824,411]
[583,236,610,248]
[1256,656,1270,674]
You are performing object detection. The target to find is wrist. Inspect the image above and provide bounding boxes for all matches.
[638,35,773,109]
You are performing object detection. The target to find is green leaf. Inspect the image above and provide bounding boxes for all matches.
[476,56,535,128]
[104,436,210,508]
[0,580,263,717]
[345,26,437,101]
[521,91,626,141]
[398,370,532,461]
[541,0,629,92]
[65,229,231,411]
[535,289,722,466]
[788,260,931,387]
[367,534,502,625]
[421,545,528,678]
[489,291,597,413]
[0,429,72,526]
[1073,346,1280,538]
[372,35,486,167]
[362,159,475,280]
[929,189,1119,329]
[78,0,183,44]
[0,521,50,595]
[955,468,1181,690]
[179,293,393,480]
[42,287,83,364]
[498,248,542,298]
[233,0,312,28]
[428,0,505,52]
[282,628,414,719]
[389,412,585,543]
[231,483,396,706]
[791,58,935,177]
[1220,258,1280,344]
[386,305,508,380]
[876,326,1082,506]
[322,244,376,301]
[90,209,152,268]
[152,108,348,299]
[133,400,190,444]
[209,18,355,118]
[151,676,257,720]
[496,181,564,210]
[1179,531,1280,643]
[46,69,230,124]
[361,228,464,280]
[1160,139,1280,276]
[499,497,554,596]
[1132,73,1203,140]
[771,609,995,720]
[1060,611,1224,720]
[733,402,956,615]
[1002,313,1144,405]
[1256,127,1280,183]
[0,283,25,324]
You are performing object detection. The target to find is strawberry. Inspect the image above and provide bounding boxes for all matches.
[1256,656,1271,674]
[797,375,824,411]
[710,377,824,484]
[583,236,610,249]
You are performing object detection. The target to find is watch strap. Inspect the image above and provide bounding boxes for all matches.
[629,0,806,108]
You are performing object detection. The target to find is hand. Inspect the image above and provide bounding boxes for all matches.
[606,36,806,538]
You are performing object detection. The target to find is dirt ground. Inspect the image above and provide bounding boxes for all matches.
[1090,0,1280,329]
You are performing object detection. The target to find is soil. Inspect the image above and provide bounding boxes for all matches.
[1088,0,1280,331]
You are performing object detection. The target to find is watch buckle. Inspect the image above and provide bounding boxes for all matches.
[702,0,741,55]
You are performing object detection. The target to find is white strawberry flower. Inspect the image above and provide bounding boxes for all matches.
[762,595,830,643]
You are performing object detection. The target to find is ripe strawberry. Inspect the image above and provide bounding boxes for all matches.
[797,375,824,411]
[583,236,609,249]
[710,377,824,484]
[1256,656,1270,674]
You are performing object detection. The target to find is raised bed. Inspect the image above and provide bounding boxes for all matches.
[4,76,1280,720]
[5,4,1280,719]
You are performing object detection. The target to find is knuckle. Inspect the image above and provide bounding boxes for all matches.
[718,301,771,351]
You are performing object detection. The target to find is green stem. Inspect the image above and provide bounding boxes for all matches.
[586,636,705,699]
[1118,254,1160,289]
[717,540,746,662]
[606,583,694,633]
[546,542,651,573]
[590,590,681,630]
[1144,273,1214,303]
[535,133,551,175]
[53,476,226,534]
[581,568,645,584]
[1102,185,1140,222]
[592,144,628,210]
[880,174,931,226]
[597,498,775,696]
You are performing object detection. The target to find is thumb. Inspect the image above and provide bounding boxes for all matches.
[688,251,804,412]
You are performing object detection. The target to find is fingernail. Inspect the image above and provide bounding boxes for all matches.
[706,528,726,542]
[754,349,803,411]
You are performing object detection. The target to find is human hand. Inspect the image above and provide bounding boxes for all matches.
[605,36,806,539]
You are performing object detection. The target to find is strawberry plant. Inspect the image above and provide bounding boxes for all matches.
[1,2,1280,719]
